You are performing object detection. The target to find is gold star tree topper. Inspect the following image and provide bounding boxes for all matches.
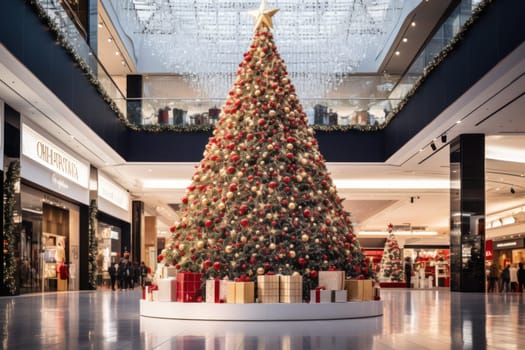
[248,0,279,29]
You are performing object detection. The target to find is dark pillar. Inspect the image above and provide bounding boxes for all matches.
[126,75,143,125]
[131,201,144,264]
[449,134,485,292]
[79,204,90,290]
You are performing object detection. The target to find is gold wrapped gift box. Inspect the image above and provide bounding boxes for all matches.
[345,279,374,301]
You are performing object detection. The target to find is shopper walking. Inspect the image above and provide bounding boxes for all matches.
[509,264,518,292]
[140,262,148,287]
[108,263,117,291]
[488,263,499,293]
[518,262,525,292]
[404,257,412,288]
[500,264,510,293]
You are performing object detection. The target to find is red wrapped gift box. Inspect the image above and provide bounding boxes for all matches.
[176,272,203,302]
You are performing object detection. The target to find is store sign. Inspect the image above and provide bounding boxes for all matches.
[494,239,524,250]
[110,230,119,240]
[98,173,129,211]
[485,240,493,260]
[22,124,89,188]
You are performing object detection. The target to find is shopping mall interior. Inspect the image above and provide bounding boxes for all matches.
[1,0,524,349]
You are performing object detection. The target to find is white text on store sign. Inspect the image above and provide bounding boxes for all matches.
[22,124,89,188]
[98,173,129,211]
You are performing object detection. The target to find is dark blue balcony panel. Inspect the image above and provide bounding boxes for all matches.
[1,0,524,163]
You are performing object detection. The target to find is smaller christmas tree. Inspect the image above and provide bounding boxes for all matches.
[377,224,404,282]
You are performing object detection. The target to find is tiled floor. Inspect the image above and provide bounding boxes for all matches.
[1,288,524,349]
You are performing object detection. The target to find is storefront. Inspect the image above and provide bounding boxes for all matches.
[492,238,525,268]
[19,122,90,293]
[404,246,450,288]
[95,172,131,289]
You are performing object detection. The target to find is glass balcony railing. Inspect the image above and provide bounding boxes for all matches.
[33,0,126,114]
[120,98,403,130]
[31,0,487,132]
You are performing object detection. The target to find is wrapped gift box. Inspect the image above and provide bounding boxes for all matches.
[279,275,303,303]
[235,282,255,304]
[226,281,237,304]
[320,290,347,303]
[161,266,177,279]
[257,275,280,303]
[143,285,158,301]
[310,286,325,303]
[319,271,345,290]
[205,278,228,303]
[176,272,202,302]
[157,278,177,302]
[346,279,374,301]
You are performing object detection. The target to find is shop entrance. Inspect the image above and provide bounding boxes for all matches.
[20,184,79,294]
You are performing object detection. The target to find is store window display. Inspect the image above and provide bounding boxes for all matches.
[404,248,450,288]
[96,222,121,289]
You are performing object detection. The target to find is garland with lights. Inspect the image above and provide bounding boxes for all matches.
[88,199,98,290]
[26,0,493,133]
[2,160,20,296]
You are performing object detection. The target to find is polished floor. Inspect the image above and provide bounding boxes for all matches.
[1,288,524,349]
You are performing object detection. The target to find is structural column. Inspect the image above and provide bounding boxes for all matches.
[449,134,485,292]
[131,200,144,264]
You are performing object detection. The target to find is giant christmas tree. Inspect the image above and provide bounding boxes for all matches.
[377,224,404,283]
[160,1,372,297]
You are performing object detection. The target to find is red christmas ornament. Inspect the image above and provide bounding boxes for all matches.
[213,261,222,270]
[309,270,318,278]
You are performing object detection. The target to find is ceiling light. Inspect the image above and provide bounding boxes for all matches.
[116,51,120,56]
[402,37,408,42]
[395,51,400,56]
[333,179,449,189]
[456,120,462,124]
[98,23,103,28]
[411,21,416,27]
[115,0,408,98]
[107,37,113,43]
[486,145,525,164]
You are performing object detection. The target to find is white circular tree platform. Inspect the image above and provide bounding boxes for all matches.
[140,300,383,321]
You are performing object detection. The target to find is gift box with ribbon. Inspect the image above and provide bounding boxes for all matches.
[310,286,326,303]
[279,275,303,303]
[157,278,177,302]
[319,271,345,291]
[205,278,227,303]
[345,279,374,301]
[176,272,202,302]
[257,275,280,303]
[235,281,255,304]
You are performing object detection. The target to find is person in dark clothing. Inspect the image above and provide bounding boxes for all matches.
[118,261,126,290]
[518,262,525,292]
[108,263,117,291]
[405,257,412,288]
[500,264,510,292]
[139,262,148,287]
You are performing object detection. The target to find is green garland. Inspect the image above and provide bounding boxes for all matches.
[3,160,20,296]
[88,199,98,290]
[26,0,493,133]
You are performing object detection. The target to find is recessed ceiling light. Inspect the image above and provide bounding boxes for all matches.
[395,51,400,56]
[116,51,120,56]
[107,37,113,43]
[402,37,408,43]
[456,120,462,124]
[411,21,416,27]
[98,23,103,28]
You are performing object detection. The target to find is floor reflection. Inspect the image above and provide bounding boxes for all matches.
[141,317,382,350]
[1,289,524,349]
